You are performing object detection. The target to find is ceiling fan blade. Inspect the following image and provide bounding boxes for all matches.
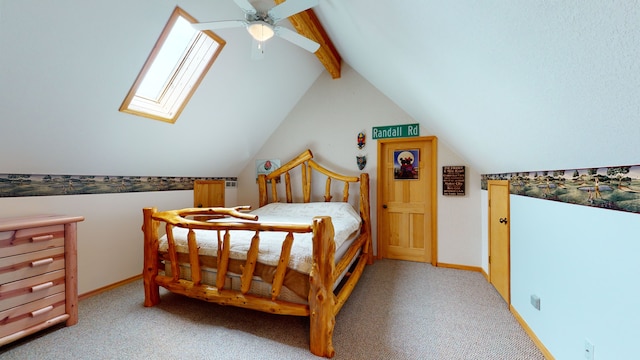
[233,0,257,15]
[268,0,319,23]
[192,20,248,31]
[274,26,320,53]
[251,39,265,60]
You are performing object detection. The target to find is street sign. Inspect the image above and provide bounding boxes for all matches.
[372,123,419,139]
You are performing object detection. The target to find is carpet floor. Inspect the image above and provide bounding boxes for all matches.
[0,259,545,359]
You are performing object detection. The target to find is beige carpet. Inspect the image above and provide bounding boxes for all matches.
[0,259,545,359]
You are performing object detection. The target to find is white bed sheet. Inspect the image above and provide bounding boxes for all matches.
[158,202,362,275]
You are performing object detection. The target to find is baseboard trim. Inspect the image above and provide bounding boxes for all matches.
[481,269,489,282]
[436,262,482,273]
[510,305,554,359]
[79,274,142,301]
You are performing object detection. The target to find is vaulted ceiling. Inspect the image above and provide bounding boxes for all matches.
[312,1,640,174]
[1,0,638,176]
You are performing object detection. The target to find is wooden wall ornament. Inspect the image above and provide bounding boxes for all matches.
[256,159,281,183]
[357,131,366,149]
[357,155,367,170]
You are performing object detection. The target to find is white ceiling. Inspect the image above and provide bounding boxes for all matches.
[1,0,638,176]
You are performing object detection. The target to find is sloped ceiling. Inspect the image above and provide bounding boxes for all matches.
[313,1,640,174]
[1,0,638,177]
[0,0,324,176]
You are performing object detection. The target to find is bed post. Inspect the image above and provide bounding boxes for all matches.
[309,216,336,358]
[359,173,374,264]
[258,174,268,207]
[142,207,160,307]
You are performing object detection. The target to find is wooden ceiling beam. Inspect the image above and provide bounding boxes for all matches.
[274,1,341,79]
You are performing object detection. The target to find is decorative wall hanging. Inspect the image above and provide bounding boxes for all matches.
[357,131,366,149]
[481,164,640,214]
[256,159,281,183]
[0,173,233,197]
[394,149,419,180]
[356,155,367,170]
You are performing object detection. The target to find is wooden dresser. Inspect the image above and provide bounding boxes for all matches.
[0,214,84,346]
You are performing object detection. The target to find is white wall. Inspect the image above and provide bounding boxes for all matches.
[237,64,483,267]
[0,191,192,294]
[0,0,245,296]
[480,190,489,272]
[437,146,482,267]
[0,184,238,295]
[480,192,639,358]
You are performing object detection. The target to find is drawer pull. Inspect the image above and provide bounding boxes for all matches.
[30,305,54,317]
[31,234,54,242]
[31,258,55,267]
[31,281,54,292]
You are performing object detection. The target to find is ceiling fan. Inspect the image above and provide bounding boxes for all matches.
[193,0,320,59]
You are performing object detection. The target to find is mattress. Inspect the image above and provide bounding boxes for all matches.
[158,202,362,302]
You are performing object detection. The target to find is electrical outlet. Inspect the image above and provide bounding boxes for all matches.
[584,339,594,360]
[530,294,540,310]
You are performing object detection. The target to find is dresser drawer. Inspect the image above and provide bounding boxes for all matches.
[0,247,65,284]
[0,292,66,338]
[0,225,65,258]
[0,269,66,312]
[0,214,82,346]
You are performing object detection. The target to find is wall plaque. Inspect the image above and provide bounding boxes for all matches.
[443,166,465,196]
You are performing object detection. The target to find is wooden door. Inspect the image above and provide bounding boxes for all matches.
[488,180,510,304]
[377,136,438,264]
[194,180,225,208]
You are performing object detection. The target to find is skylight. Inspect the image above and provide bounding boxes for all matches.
[120,7,225,123]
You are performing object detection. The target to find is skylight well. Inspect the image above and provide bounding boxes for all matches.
[120,7,225,123]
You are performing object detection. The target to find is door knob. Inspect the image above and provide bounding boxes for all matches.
[382,204,388,209]
[499,217,508,224]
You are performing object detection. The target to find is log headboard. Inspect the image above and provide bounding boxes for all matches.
[257,149,365,207]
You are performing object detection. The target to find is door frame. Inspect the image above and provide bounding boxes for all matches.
[376,136,438,265]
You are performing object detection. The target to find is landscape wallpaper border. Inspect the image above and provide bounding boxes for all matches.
[0,173,236,198]
[481,164,640,214]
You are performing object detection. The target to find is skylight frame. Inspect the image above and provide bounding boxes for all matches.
[120,7,226,123]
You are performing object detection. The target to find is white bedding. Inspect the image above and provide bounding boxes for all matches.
[158,202,362,274]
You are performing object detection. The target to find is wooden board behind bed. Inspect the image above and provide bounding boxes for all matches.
[142,149,371,358]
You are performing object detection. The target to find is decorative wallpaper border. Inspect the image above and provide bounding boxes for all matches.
[482,164,640,214]
[0,173,236,198]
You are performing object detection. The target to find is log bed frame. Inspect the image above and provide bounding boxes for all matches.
[142,149,372,358]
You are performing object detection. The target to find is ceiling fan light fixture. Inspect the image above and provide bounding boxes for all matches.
[247,21,274,41]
